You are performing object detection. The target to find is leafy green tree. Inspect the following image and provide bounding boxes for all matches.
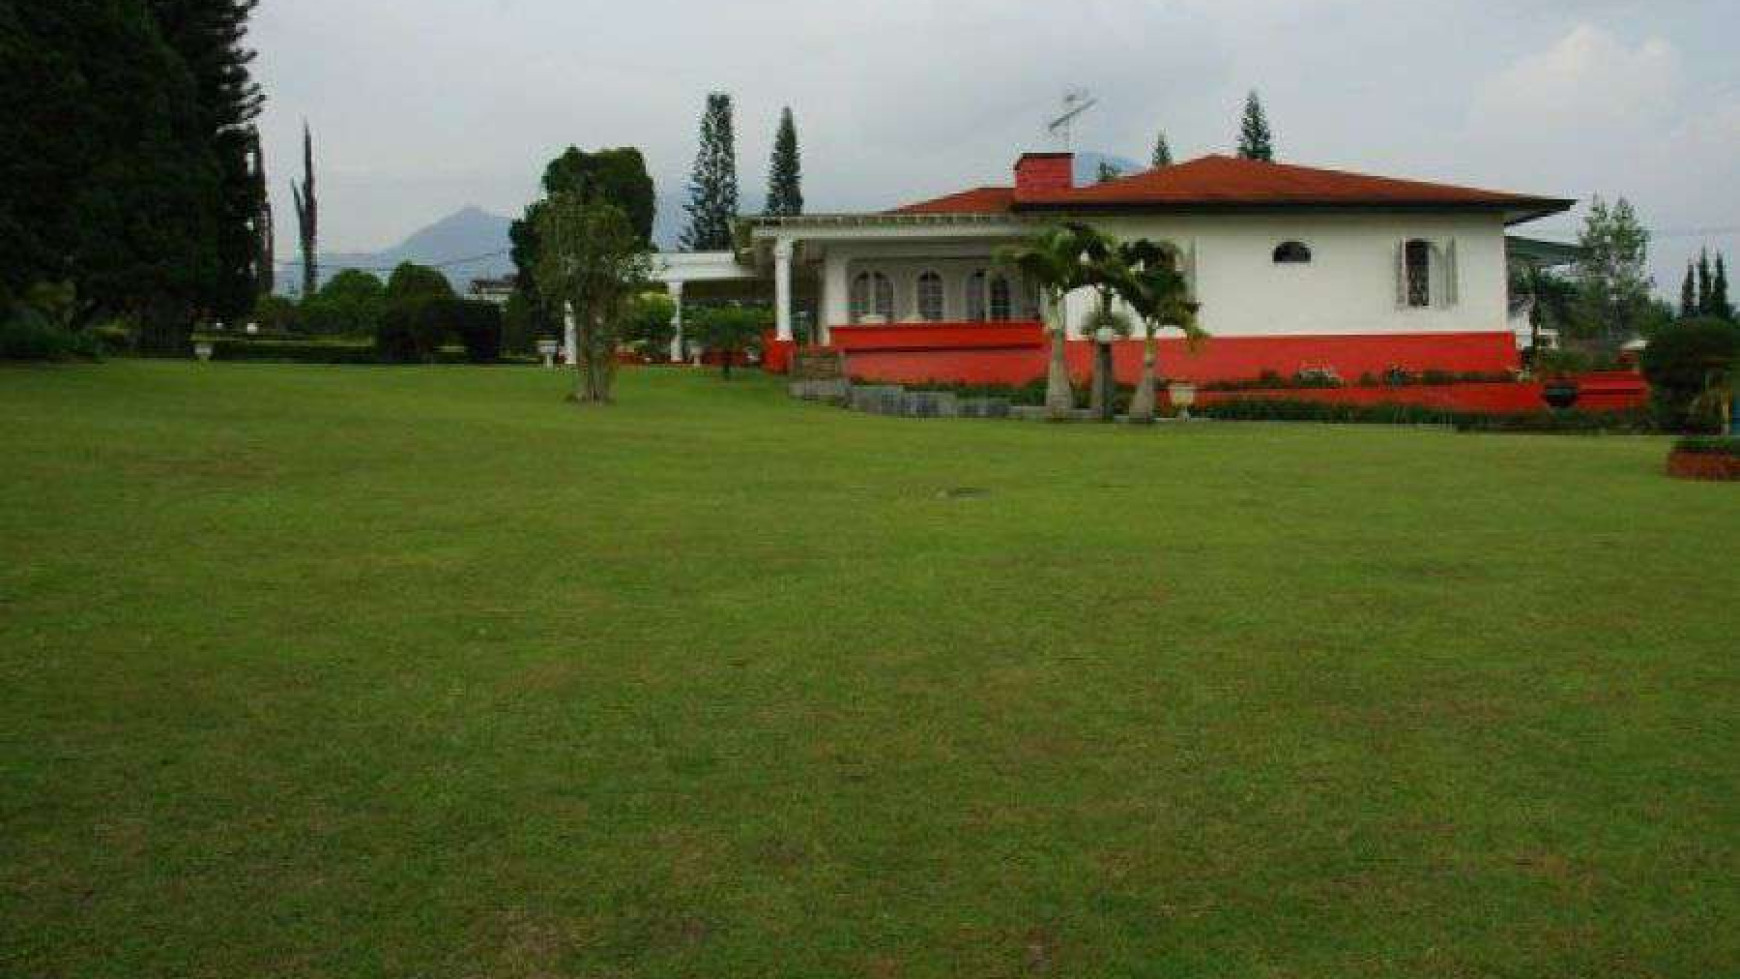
[997,224,1112,420]
[146,0,266,322]
[681,92,739,251]
[533,195,650,403]
[1237,90,1275,161]
[688,305,768,380]
[385,262,454,304]
[509,146,656,342]
[1151,130,1173,167]
[301,269,383,335]
[1572,195,1652,342]
[501,290,541,355]
[764,107,803,217]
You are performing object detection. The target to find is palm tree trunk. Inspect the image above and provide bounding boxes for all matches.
[1043,294,1074,420]
[1128,330,1158,423]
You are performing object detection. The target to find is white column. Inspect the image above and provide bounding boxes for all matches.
[562,303,578,366]
[666,280,684,362]
[822,250,849,345]
[773,238,794,342]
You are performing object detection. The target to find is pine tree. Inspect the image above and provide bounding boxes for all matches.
[1714,253,1733,321]
[290,123,317,299]
[1681,263,1697,318]
[1096,160,1120,183]
[146,0,266,321]
[1,0,220,341]
[681,92,739,251]
[247,126,273,298]
[764,106,803,217]
[1151,130,1173,167]
[1697,248,1713,316]
[1237,91,1274,162]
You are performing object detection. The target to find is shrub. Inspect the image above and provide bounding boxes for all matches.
[1,289,101,361]
[375,301,444,363]
[1640,318,1740,431]
[424,299,503,363]
[1672,436,1739,457]
[623,292,677,362]
[1197,397,1654,433]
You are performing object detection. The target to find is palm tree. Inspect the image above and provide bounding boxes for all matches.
[1691,364,1737,435]
[997,224,1111,420]
[1114,241,1204,423]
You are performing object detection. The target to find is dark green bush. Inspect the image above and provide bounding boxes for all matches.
[424,299,503,363]
[1672,436,1740,457]
[1640,318,1740,431]
[1,305,100,361]
[1197,398,1654,433]
[375,301,445,363]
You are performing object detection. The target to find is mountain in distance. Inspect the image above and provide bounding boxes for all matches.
[278,205,516,297]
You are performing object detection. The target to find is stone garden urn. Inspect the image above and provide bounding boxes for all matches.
[1168,381,1198,420]
[536,338,560,369]
[193,340,214,362]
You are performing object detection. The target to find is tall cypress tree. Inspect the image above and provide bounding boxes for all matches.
[247,126,273,298]
[146,0,265,321]
[764,106,803,217]
[1237,91,1275,162]
[681,92,739,251]
[1681,263,1697,318]
[1696,247,1713,316]
[290,123,317,299]
[1714,253,1733,321]
[1151,130,1173,167]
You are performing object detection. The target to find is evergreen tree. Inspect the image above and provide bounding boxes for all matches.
[1096,160,1121,183]
[290,123,317,299]
[0,0,220,343]
[1681,263,1697,318]
[247,126,273,299]
[1151,130,1173,167]
[1237,90,1275,162]
[1572,195,1652,341]
[1697,247,1713,316]
[681,92,739,251]
[147,0,266,322]
[764,106,803,217]
[1714,252,1733,321]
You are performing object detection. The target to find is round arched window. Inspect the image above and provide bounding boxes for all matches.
[850,271,894,323]
[1273,241,1312,264]
[916,271,945,322]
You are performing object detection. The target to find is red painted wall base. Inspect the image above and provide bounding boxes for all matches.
[836,331,1521,386]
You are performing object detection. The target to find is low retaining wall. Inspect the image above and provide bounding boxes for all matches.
[833,331,1522,386]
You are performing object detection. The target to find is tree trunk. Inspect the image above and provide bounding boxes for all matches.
[1043,292,1075,420]
[1128,333,1159,423]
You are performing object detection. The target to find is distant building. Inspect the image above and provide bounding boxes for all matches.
[468,275,515,306]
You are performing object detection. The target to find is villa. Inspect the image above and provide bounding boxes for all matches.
[651,153,1577,384]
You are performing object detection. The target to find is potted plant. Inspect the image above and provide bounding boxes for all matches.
[1168,380,1198,420]
[1541,376,1580,410]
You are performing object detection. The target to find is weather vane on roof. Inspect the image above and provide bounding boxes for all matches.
[1046,88,1098,149]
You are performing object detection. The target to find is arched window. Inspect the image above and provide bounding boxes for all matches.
[987,274,1013,321]
[850,271,894,323]
[1404,239,1432,308]
[1273,241,1312,264]
[966,270,988,322]
[916,271,945,322]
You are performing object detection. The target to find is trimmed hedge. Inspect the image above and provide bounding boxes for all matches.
[195,336,470,364]
[1641,318,1740,431]
[1673,436,1740,457]
[1198,397,1656,433]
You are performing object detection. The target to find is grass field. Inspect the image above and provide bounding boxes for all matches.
[2,361,1735,978]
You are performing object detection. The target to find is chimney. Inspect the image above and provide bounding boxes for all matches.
[1014,152,1073,197]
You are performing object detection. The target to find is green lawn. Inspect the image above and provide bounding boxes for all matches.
[2,361,1735,978]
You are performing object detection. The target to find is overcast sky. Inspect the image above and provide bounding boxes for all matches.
[251,0,1738,289]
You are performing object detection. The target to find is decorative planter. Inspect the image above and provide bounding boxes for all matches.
[535,338,560,368]
[1667,449,1740,482]
[1542,380,1580,410]
[1168,382,1198,420]
[193,341,214,362]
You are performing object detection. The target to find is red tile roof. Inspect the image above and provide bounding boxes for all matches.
[888,186,1015,215]
[888,155,1571,221]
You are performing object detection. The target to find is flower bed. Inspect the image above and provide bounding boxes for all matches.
[1667,437,1740,481]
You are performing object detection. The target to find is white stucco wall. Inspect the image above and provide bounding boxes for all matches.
[1062,211,1511,339]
